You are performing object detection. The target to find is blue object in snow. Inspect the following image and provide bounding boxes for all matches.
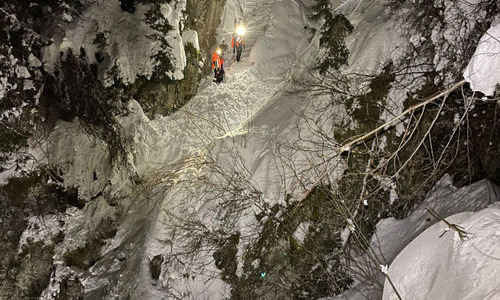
[260,272,266,278]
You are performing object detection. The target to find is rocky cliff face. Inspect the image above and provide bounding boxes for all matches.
[129,0,227,118]
[0,0,226,299]
[186,0,226,72]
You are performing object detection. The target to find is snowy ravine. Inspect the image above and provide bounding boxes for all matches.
[38,0,323,298]
[6,0,500,299]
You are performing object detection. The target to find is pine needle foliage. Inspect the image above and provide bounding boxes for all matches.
[310,0,354,73]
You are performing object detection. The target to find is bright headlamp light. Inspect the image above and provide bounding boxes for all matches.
[236,26,246,36]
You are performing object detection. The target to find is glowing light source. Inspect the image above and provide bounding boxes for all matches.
[236,25,246,36]
[216,48,222,55]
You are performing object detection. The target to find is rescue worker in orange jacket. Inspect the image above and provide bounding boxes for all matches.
[231,35,245,62]
[211,48,225,84]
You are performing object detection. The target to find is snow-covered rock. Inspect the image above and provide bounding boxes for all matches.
[383,204,500,300]
[464,21,500,96]
[374,174,500,263]
[41,1,188,86]
[182,29,200,50]
[331,175,500,300]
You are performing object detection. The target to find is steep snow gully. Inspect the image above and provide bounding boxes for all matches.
[43,0,320,299]
[125,0,317,298]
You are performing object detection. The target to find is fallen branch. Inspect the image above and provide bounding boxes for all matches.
[425,204,470,242]
[295,80,467,204]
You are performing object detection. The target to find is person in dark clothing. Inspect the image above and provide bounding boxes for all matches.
[232,19,246,62]
[215,67,225,84]
[119,0,135,13]
[233,36,245,62]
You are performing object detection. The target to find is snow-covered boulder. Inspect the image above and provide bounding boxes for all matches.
[463,21,500,96]
[182,29,200,50]
[332,176,500,300]
[383,204,500,300]
[374,175,500,263]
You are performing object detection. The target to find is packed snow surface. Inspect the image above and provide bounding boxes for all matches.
[464,21,500,96]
